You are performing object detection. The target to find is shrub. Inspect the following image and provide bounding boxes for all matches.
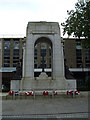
[2,88,10,92]
[77,86,88,91]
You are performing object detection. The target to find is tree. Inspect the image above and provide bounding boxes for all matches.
[61,1,90,49]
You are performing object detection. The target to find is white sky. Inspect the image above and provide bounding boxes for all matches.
[0,0,78,37]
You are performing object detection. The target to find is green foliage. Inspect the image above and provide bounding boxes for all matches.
[77,86,89,91]
[77,76,90,91]
[87,76,90,91]
[2,88,10,92]
[61,1,90,49]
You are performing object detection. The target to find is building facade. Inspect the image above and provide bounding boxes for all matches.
[63,38,90,87]
[0,38,23,88]
[0,38,23,68]
[64,38,90,68]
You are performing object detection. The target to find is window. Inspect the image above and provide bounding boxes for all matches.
[77,63,82,68]
[40,43,47,49]
[4,49,10,56]
[4,64,10,67]
[13,49,19,56]
[13,40,19,49]
[13,64,17,67]
[76,39,81,45]
[34,49,37,56]
[86,63,90,68]
[76,49,82,68]
[85,49,90,68]
[13,56,19,63]
[34,42,52,69]
[34,56,37,60]
[40,43,47,56]
[34,59,37,64]
[34,64,37,68]
[4,40,10,49]
[4,40,10,56]
[40,64,46,68]
[41,49,46,56]
[4,56,10,65]
[40,59,46,68]
[13,40,19,56]
[49,49,51,56]
[4,59,10,63]
[76,49,82,56]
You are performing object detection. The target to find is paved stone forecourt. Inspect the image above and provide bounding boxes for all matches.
[1,92,89,119]
[2,95,88,119]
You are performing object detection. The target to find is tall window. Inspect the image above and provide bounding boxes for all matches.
[13,40,19,49]
[34,42,52,69]
[76,39,83,68]
[13,40,20,66]
[76,49,82,68]
[13,40,19,56]
[4,39,10,56]
[4,39,10,67]
[85,49,90,68]
[40,43,47,68]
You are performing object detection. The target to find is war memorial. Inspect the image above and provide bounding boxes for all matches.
[11,21,76,92]
[2,22,88,120]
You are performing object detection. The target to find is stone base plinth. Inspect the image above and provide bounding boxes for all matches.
[20,77,66,90]
[10,78,77,91]
[11,80,20,91]
[66,79,77,91]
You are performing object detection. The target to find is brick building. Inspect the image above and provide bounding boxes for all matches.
[0,38,23,88]
[63,38,90,87]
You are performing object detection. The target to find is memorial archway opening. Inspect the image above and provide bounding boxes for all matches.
[34,37,52,77]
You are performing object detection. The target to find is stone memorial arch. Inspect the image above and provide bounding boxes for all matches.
[21,21,67,90]
[11,21,76,91]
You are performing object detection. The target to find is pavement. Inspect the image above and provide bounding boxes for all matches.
[0,91,89,119]
[1,97,89,118]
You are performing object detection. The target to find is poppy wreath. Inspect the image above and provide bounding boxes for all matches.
[19,91,23,95]
[53,91,57,95]
[67,90,74,95]
[30,91,34,96]
[25,91,31,96]
[74,90,80,95]
[43,91,48,95]
[9,90,14,95]
[15,91,19,96]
